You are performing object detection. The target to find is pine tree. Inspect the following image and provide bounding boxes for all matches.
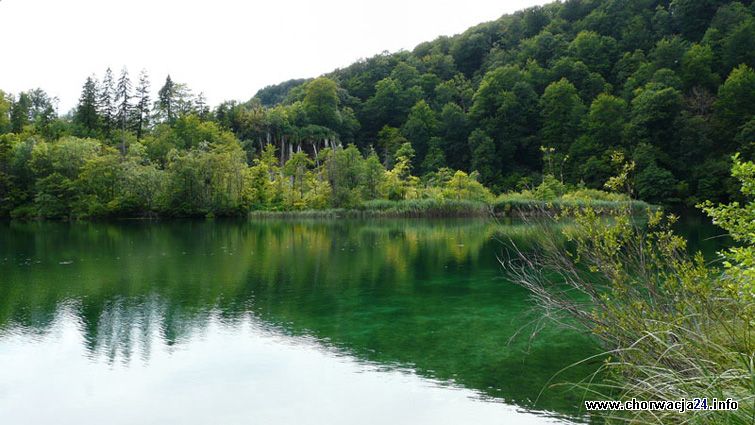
[10,92,32,133]
[115,67,132,128]
[0,90,11,134]
[115,67,132,154]
[98,68,115,136]
[174,83,195,117]
[196,92,209,119]
[157,75,176,123]
[134,69,151,140]
[74,76,100,135]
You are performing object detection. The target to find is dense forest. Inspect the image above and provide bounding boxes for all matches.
[1,0,754,218]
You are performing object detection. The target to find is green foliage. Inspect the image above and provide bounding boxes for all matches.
[34,172,76,218]
[470,66,523,121]
[437,103,470,170]
[134,70,151,140]
[633,143,680,204]
[442,170,493,202]
[10,93,32,134]
[162,141,248,216]
[533,174,567,201]
[323,144,367,208]
[570,94,628,185]
[361,150,386,200]
[450,31,491,76]
[401,100,437,171]
[421,137,447,173]
[247,144,282,210]
[628,83,683,149]
[671,0,728,41]
[381,142,420,201]
[255,78,310,107]
[157,75,177,123]
[357,198,490,217]
[0,91,13,134]
[468,129,497,188]
[699,154,755,298]
[76,151,122,216]
[568,31,618,76]
[376,125,407,168]
[303,77,341,130]
[504,156,753,424]
[681,43,720,90]
[31,137,101,180]
[560,188,628,203]
[540,79,585,152]
[73,77,99,136]
[362,77,422,132]
[721,16,755,71]
[715,64,755,141]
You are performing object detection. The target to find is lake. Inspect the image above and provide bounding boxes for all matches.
[0,218,723,424]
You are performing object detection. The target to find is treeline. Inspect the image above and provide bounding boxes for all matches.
[0,69,491,218]
[1,1,755,218]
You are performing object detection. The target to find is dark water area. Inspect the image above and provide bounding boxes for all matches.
[0,217,727,425]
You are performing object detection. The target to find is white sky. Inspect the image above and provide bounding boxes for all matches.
[0,0,550,113]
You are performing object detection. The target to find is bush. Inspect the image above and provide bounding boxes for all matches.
[10,204,36,220]
[34,172,75,218]
[359,198,489,217]
[502,157,754,424]
[494,186,649,217]
[560,188,628,202]
[441,170,494,202]
[533,174,567,201]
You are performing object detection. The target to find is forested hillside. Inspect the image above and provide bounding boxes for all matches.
[254,0,755,203]
[1,0,754,218]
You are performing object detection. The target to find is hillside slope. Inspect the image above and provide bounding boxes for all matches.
[248,0,755,204]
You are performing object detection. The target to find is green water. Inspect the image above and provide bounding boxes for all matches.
[0,218,724,424]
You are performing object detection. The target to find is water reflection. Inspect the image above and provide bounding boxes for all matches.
[2,305,581,425]
[0,219,610,423]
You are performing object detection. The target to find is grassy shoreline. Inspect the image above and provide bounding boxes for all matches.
[249,198,653,219]
[249,199,491,218]
[4,198,654,221]
[492,197,653,216]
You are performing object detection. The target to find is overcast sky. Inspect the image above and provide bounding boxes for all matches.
[0,0,549,113]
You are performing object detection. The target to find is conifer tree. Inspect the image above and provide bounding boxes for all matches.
[9,92,31,133]
[98,68,115,136]
[157,75,176,123]
[0,90,11,134]
[196,92,209,119]
[74,76,100,135]
[134,70,151,140]
[115,67,132,154]
[115,67,132,128]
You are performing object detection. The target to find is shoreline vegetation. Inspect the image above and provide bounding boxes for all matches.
[2,143,652,221]
[248,197,653,219]
[503,155,754,424]
[0,195,656,220]
[4,196,652,221]
[1,113,653,221]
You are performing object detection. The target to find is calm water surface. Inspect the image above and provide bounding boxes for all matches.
[0,218,723,424]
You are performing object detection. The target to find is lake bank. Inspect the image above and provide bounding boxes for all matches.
[6,198,653,221]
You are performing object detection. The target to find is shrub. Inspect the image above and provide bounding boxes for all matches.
[560,188,628,202]
[501,157,754,424]
[533,174,567,201]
